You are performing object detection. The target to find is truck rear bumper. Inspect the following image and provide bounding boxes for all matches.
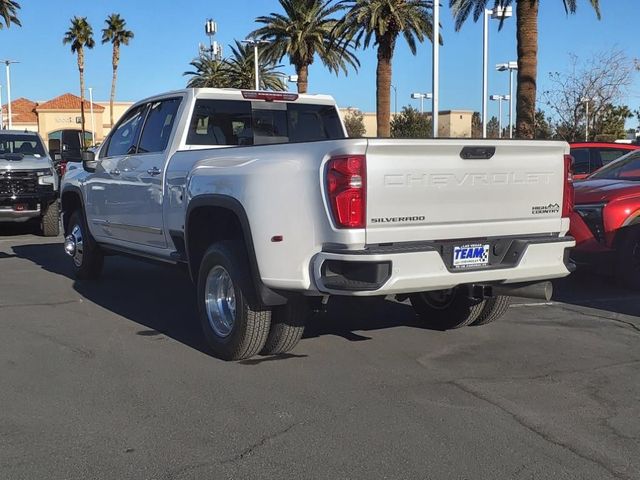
[312,236,575,296]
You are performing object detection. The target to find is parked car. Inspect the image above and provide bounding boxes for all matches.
[571,149,640,287]
[60,88,575,360]
[570,142,640,179]
[0,130,60,236]
[47,129,93,178]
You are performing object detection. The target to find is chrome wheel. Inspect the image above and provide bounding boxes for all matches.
[419,289,456,310]
[64,224,84,268]
[204,265,237,338]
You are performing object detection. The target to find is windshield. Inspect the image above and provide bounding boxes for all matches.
[187,99,345,146]
[589,151,640,181]
[0,133,46,158]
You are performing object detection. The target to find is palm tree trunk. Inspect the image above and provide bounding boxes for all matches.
[375,34,394,138]
[78,47,86,145]
[296,64,309,94]
[515,0,539,139]
[110,43,120,127]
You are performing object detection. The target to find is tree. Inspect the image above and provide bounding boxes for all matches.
[250,0,359,94]
[0,0,20,29]
[486,116,500,138]
[543,49,635,142]
[593,104,633,142]
[184,55,230,88]
[335,0,438,137]
[343,108,366,137]
[534,109,553,139]
[390,106,432,138]
[471,112,482,137]
[102,14,134,127]
[63,17,95,143]
[449,0,601,139]
[225,40,286,91]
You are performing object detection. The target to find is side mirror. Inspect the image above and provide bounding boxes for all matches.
[81,150,95,162]
[81,150,97,173]
[48,138,61,153]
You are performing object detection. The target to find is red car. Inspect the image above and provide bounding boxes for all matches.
[571,149,640,287]
[570,142,640,180]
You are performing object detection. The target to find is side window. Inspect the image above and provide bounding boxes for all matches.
[186,100,252,146]
[571,148,591,175]
[105,105,147,157]
[137,98,181,154]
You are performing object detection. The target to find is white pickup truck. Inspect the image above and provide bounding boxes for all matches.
[61,88,575,360]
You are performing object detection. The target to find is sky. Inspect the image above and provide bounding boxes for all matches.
[1,0,639,127]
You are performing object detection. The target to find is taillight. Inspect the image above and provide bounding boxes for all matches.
[563,154,574,217]
[326,155,366,228]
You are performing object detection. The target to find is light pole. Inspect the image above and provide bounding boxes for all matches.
[432,0,439,138]
[0,85,3,129]
[490,94,510,138]
[482,7,512,138]
[411,92,432,114]
[581,97,593,141]
[496,61,518,138]
[2,60,18,130]
[88,87,96,145]
[390,84,398,116]
[241,38,269,90]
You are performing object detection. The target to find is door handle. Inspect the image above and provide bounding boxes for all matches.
[110,169,121,176]
[147,167,162,176]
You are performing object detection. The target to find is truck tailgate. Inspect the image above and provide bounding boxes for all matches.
[365,139,568,244]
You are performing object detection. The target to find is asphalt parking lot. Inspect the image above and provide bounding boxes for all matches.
[1,227,639,480]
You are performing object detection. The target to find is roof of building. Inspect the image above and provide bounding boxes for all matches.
[1,97,38,124]
[36,93,105,112]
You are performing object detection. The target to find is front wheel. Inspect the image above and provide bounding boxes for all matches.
[41,201,60,237]
[64,210,103,280]
[615,227,640,290]
[197,242,271,361]
[409,288,485,330]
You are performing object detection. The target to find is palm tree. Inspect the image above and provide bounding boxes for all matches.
[250,0,360,94]
[184,55,231,88]
[335,0,438,137]
[0,0,20,29]
[226,40,287,91]
[101,14,134,127]
[63,17,95,143]
[449,0,601,139]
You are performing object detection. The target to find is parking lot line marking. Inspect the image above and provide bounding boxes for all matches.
[510,302,556,308]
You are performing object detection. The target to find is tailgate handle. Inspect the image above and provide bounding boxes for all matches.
[460,146,496,160]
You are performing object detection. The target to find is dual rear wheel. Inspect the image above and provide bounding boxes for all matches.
[197,242,308,361]
[409,288,511,330]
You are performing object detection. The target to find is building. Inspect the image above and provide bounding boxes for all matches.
[1,93,133,143]
[339,108,475,138]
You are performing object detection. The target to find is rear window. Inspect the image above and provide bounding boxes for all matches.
[570,148,591,175]
[187,99,345,146]
[0,134,46,157]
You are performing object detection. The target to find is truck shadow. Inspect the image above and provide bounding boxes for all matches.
[11,242,640,360]
[10,242,420,357]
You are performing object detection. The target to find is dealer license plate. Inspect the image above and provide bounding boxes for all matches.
[452,244,490,268]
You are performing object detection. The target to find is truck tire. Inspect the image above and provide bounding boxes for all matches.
[471,296,512,326]
[41,201,60,237]
[197,242,271,361]
[615,227,640,290]
[65,210,104,280]
[409,288,486,330]
[261,298,308,355]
